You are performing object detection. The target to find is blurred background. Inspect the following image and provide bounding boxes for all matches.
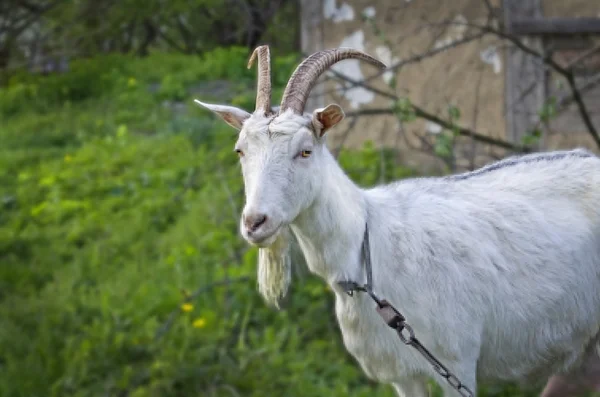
[1,0,599,396]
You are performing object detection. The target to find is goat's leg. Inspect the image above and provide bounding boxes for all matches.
[392,377,430,397]
[540,375,585,397]
[540,351,600,397]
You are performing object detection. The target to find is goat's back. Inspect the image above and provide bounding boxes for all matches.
[363,148,600,383]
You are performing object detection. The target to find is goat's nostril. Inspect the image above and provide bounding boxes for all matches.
[245,214,267,232]
[254,215,267,229]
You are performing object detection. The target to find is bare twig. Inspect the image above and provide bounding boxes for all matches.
[0,0,59,37]
[327,68,395,99]
[309,32,485,99]
[387,33,486,73]
[155,25,187,53]
[481,0,495,18]
[332,115,359,158]
[564,72,600,147]
[565,43,600,70]
[557,72,600,110]
[400,122,449,174]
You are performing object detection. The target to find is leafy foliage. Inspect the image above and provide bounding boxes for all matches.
[1,0,299,76]
[0,47,298,118]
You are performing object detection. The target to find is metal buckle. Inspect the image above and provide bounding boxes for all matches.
[337,281,367,297]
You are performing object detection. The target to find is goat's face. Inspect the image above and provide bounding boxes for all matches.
[193,102,345,247]
[195,46,384,250]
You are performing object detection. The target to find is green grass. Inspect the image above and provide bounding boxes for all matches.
[0,48,580,396]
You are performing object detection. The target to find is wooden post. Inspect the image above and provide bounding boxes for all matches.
[300,0,325,112]
[503,0,546,147]
[509,18,600,35]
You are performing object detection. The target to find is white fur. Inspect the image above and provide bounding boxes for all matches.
[196,100,600,396]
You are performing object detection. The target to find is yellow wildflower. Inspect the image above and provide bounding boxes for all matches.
[181,303,194,312]
[192,317,207,329]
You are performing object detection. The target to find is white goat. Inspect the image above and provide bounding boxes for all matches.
[196,46,600,397]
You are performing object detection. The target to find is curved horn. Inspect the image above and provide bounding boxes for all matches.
[247,45,272,115]
[279,48,386,115]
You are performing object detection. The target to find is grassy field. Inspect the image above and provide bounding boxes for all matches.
[0,48,574,396]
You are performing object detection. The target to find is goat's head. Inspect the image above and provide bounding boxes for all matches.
[196,46,386,248]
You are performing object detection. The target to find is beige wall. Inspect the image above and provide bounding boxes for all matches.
[301,0,600,173]
[543,0,600,18]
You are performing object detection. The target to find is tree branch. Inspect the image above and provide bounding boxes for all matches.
[155,26,186,53]
[426,19,599,145]
[565,43,600,70]
[347,108,530,153]
[311,32,485,97]
[565,72,600,147]
[557,72,600,110]
[327,69,530,153]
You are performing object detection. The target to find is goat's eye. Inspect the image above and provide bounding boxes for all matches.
[235,149,244,157]
[300,150,312,158]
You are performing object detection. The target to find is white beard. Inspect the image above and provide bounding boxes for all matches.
[257,227,291,308]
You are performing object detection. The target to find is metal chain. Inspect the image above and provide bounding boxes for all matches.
[374,296,475,397]
[338,223,475,397]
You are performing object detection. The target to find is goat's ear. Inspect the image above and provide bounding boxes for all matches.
[312,104,345,137]
[194,100,251,131]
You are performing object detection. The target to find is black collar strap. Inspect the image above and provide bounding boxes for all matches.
[337,223,383,305]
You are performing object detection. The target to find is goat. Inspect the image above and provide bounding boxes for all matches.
[195,45,600,397]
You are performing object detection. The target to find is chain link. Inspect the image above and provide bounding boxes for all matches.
[408,334,474,396]
[376,299,474,397]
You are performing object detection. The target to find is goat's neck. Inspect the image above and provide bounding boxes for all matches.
[290,152,368,284]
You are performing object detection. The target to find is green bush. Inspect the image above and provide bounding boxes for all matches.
[0,47,298,118]
[1,55,129,116]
